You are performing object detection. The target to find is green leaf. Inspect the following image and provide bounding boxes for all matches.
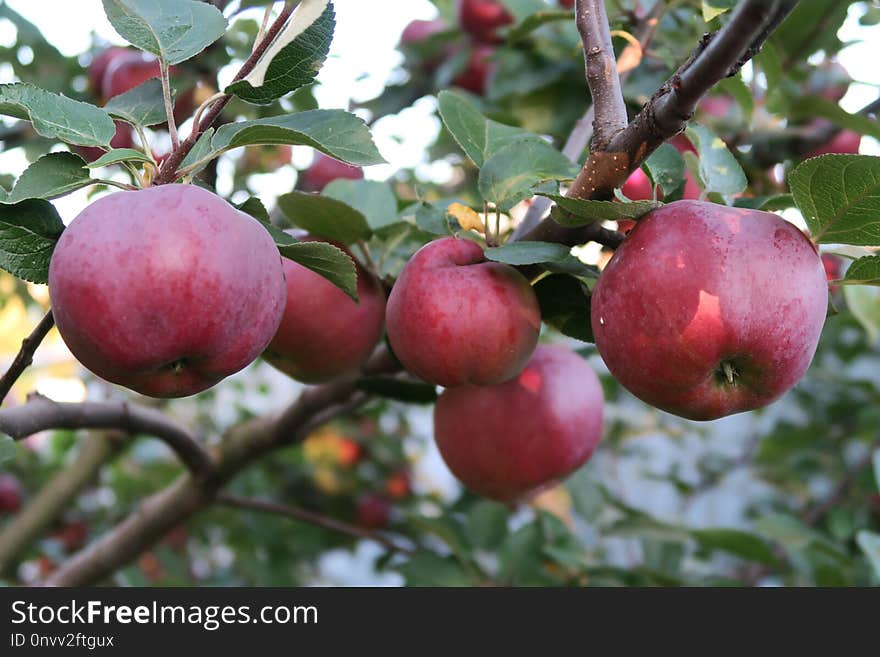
[396,553,474,586]
[498,523,558,586]
[685,123,747,196]
[178,127,215,175]
[485,241,570,266]
[755,512,849,562]
[857,531,880,580]
[437,90,537,167]
[479,140,579,210]
[733,194,796,211]
[2,152,92,203]
[84,149,154,169]
[235,197,271,223]
[0,435,14,465]
[210,110,384,166]
[104,78,170,127]
[465,501,509,550]
[506,9,571,43]
[102,0,226,65]
[277,191,371,245]
[790,155,880,245]
[691,528,777,566]
[788,98,880,142]
[702,0,736,22]
[322,180,397,232]
[566,467,604,521]
[0,199,65,283]
[412,202,452,236]
[226,0,334,105]
[534,274,592,343]
[0,83,115,147]
[717,76,754,125]
[277,240,357,301]
[844,284,880,343]
[355,377,437,404]
[642,143,686,198]
[843,255,880,286]
[538,194,658,227]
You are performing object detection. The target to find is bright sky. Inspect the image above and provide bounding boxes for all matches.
[0,0,876,224]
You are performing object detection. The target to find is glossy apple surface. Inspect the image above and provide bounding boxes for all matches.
[49,185,286,398]
[386,236,541,387]
[591,200,827,420]
[264,236,385,383]
[300,153,364,192]
[434,345,604,502]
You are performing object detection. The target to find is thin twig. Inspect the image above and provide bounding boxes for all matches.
[0,394,213,477]
[217,495,414,554]
[0,311,55,406]
[153,2,296,185]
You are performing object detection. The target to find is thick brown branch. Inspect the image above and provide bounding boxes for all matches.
[0,394,213,477]
[152,2,297,185]
[0,310,55,406]
[41,349,396,586]
[217,495,414,555]
[526,0,799,246]
[578,0,627,147]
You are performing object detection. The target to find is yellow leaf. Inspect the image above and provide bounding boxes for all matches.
[531,485,574,529]
[448,203,485,234]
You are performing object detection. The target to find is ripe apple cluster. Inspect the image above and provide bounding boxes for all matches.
[386,236,605,503]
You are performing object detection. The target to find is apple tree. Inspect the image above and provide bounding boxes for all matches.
[0,0,879,586]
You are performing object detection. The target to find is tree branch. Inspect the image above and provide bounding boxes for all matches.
[578,0,627,147]
[40,348,396,586]
[216,495,414,555]
[0,310,55,406]
[0,430,125,573]
[152,2,297,185]
[525,0,800,246]
[512,1,664,240]
[0,394,213,477]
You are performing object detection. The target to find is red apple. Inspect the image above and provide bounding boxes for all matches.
[699,95,734,120]
[300,153,364,192]
[48,184,286,398]
[621,166,701,202]
[458,0,513,43]
[559,0,575,7]
[386,236,541,387]
[0,474,22,514]
[434,345,604,503]
[102,51,162,100]
[355,494,391,530]
[401,19,447,45]
[75,121,134,162]
[385,471,411,500]
[452,44,494,95]
[805,129,861,158]
[591,200,827,421]
[806,61,851,103]
[53,519,88,552]
[88,46,130,97]
[264,236,385,383]
[822,253,844,294]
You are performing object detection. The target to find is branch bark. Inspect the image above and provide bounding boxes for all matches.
[578,0,627,147]
[0,311,55,406]
[0,394,213,477]
[525,0,799,246]
[41,348,395,586]
[216,495,414,555]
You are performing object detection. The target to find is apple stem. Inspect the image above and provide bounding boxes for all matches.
[159,59,179,151]
[722,361,736,385]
